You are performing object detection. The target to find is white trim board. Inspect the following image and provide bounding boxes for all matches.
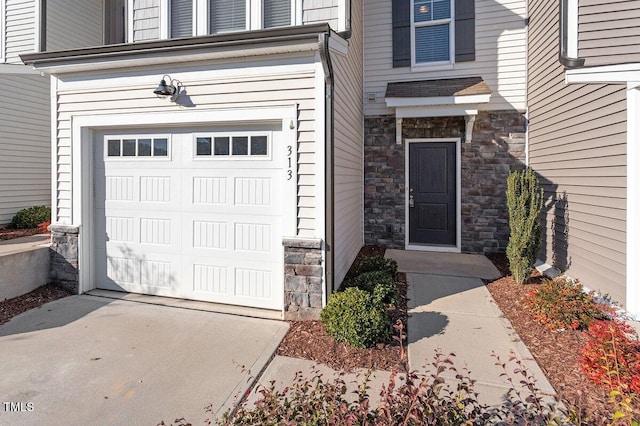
[404,138,461,253]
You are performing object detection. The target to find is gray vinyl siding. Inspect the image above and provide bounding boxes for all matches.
[4,0,35,64]
[528,0,627,305]
[133,0,160,42]
[303,0,338,29]
[0,71,51,224]
[53,56,319,238]
[578,0,640,66]
[331,0,362,287]
[46,0,103,51]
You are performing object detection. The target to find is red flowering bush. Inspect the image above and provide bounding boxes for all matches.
[580,319,640,394]
[523,277,607,330]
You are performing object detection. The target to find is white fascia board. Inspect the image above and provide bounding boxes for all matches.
[32,43,319,75]
[627,86,640,318]
[395,105,479,118]
[566,63,640,84]
[385,93,491,108]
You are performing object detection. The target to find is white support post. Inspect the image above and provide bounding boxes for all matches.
[464,114,476,143]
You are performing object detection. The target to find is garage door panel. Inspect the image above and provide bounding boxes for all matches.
[95,130,284,311]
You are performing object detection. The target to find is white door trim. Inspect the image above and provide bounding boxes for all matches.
[71,106,298,296]
[404,138,461,253]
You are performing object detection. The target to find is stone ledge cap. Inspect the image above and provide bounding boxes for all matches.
[283,238,322,249]
[49,224,80,234]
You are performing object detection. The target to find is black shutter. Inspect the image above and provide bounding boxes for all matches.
[392,0,411,67]
[455,0,475,62]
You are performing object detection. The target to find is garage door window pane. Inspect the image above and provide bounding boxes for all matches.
[138,139,152,156]
[154,138,168,156]
[108,139,121,156]
[123,139,136,156]
[251,136,268,155]
[197,137,212,156]
[232,136,248,155]
[214,137,230,155]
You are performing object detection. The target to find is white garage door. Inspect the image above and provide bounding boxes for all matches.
[94,129,283,310]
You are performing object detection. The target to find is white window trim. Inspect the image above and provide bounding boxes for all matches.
[410,0,455,70]
[404,138,462,253]
[0,0,5,63]
[158,0,298,39]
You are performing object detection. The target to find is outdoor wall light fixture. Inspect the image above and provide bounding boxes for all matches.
[153,74,182,101]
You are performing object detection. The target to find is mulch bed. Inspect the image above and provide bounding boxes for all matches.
[0,227,45,241]
[277,245,408,372]
[485,252,633,423]
[1,285,73,325]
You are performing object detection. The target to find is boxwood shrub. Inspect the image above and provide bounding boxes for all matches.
[357,255,398,279]
[11,206,51,229]
[321,287,390,348]
[349,270,398,306]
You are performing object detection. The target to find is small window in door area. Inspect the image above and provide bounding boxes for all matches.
[195,134,269,157]
[106,137,169,158]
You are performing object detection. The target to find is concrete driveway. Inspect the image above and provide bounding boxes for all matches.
[0,295,288,426]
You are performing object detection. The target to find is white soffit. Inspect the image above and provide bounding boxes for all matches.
[566,63,640,85]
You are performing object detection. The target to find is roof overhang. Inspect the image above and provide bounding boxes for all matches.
[384,77,492,143]
[21,24,333,75]
[565,62,640,89]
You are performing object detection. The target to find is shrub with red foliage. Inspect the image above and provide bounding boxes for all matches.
[580,319,640,394]
[37,221,51,233]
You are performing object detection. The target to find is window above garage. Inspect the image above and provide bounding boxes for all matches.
[141,0,299,40]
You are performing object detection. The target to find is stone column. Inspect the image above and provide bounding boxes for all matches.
[49,224,79,293]
[283,238,323,320]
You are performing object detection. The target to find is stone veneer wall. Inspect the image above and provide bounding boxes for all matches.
[49,224,79,292]
[364,111,526,253]
[283,238,324,320]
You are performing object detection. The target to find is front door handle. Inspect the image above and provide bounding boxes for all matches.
[409,195,415,208]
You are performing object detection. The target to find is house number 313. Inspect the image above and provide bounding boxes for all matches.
[286,145,293,180]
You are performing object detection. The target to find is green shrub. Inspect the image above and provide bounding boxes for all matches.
[506,167,543,284]
[357,255,398,279]
[320,287,390,349]
[347,270,398,306]
[523,277,607,330]
[11,206,51,229]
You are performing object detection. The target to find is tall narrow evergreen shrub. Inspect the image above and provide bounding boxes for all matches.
[506,168,543,284]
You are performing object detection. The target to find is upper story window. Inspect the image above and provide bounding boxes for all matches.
[393,0,475,69]
[169,0,294,39]
[412,0,453,65]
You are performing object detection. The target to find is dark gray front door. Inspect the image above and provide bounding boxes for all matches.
[408,142,457,246]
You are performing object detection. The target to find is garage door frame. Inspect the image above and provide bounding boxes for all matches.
[71,106,299,310]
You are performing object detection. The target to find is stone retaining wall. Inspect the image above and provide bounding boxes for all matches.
[364,110,526,253]
[283,238,323,320]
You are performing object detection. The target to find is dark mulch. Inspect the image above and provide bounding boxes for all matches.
[0,227,45,241]
[277,245,408,372]
[1,285,73,325]
[485,252,627,423]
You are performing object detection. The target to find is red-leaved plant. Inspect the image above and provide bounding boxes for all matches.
[580,318,640,394]
[37,221,51,234]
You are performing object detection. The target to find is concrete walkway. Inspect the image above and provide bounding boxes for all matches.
[0,295,288,426]
[386,250,557,407]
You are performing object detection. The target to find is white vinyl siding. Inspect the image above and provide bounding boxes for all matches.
[332,0,363,287]
[53,57,319,238]
[302,0,338,29]
[0,72,50,224]
[46,0,103,51]
[364,0,527,115]
[4,0,35,64]
[132,0,160,42]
